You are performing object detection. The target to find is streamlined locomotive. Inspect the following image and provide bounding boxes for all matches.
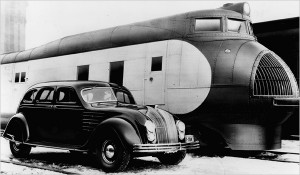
[1,2,299,151]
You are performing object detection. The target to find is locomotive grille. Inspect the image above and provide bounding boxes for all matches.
[146,107,178,143]
[253,52,294,96]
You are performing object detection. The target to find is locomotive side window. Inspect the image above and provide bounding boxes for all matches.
[77,65,89,80]
[151,56,162,71]
[195,19,221,32]
[14,72,26,83]
[227,19,247,34]
[15,73,20,83]
[20,72,26,82]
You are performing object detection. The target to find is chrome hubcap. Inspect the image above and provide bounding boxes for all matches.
[101,140,116,164]
[105,145,115,159]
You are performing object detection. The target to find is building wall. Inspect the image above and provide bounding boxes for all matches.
[0,1,27,54]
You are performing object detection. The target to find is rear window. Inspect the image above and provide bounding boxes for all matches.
[195,18,221,32]
[22,89,38,104]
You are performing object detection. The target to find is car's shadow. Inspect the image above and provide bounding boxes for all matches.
[11,151,174,173]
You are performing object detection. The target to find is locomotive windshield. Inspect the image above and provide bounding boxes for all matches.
[195,18,221,32]
[227,19,247,34]
[194,17,254,35]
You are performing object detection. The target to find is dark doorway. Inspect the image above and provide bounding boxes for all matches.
[77,65,89,80]
[110,61,124,86]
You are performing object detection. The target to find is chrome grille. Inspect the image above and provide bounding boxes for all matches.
[253,52,294,96]
[146,107,178,143]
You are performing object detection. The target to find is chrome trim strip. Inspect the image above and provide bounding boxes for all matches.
[133,141,200,153]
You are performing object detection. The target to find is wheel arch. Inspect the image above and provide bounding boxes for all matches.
[3,113,30,142]
[88,117,142,151]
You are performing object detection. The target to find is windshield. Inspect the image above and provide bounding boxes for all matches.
[195,18,221,32]
[227,18,247,34]
[81,87,117,103]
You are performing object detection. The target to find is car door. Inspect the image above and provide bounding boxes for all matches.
[34,86,56,142]
[53,86,85,145]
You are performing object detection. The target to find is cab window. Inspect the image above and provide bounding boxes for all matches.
[227,19,247,34]
[56,87,77,104]
[22,89,38,104]
[195,18,221,32]
[36,88,54,103]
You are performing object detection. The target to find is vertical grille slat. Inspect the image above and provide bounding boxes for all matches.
[146,107,178,144]
[253,53,295,96]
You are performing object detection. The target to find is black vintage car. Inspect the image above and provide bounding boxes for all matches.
[3,81,199,172]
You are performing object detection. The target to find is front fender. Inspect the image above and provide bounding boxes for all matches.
[3,113,30,142]
[89,117,142,149]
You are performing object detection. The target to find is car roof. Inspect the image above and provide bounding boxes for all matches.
[29,80,127,91]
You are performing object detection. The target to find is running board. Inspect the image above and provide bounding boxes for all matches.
[22,141,88,152]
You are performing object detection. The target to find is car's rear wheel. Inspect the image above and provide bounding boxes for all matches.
[157,150,186,165]
[9,141,31,157]
[95,134,131,172]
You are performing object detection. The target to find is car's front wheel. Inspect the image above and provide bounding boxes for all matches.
[157,150,186,165]
[9,141,31,157]
[95,134,131,172]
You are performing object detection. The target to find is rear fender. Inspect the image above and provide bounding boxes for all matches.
[3,113,30,142]
[89,117,142,150]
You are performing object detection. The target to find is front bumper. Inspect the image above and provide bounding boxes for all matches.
[133,141,200,153]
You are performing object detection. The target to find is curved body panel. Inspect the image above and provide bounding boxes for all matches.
[3,113,30,142]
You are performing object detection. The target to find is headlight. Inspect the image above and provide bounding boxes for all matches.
[176,120,185,140]
[144,120,156,143]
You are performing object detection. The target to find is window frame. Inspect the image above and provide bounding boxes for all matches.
[35,87,55,104]
[151,56,163,72]
[226,18,248,34]
[193,17,224,33]
[21,88,39,104]
[14,72,27,83]
[112,88,136,104]
[55,86,79,105]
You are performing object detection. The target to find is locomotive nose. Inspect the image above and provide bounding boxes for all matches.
[234,41,299,101]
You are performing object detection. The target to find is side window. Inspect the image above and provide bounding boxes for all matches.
[123,93,131,104]
[116,91,125,102]
[195,18,221,32]
[15,73,20,83]
[115,90,135,104]
[227,19,247,34]
[36,88,54,103]
[14,72,26,83]
[20,72,26,82]
[22,89,38,104]
[151,56,162,71]
[56,87,77,104]
[77,65,89,80]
